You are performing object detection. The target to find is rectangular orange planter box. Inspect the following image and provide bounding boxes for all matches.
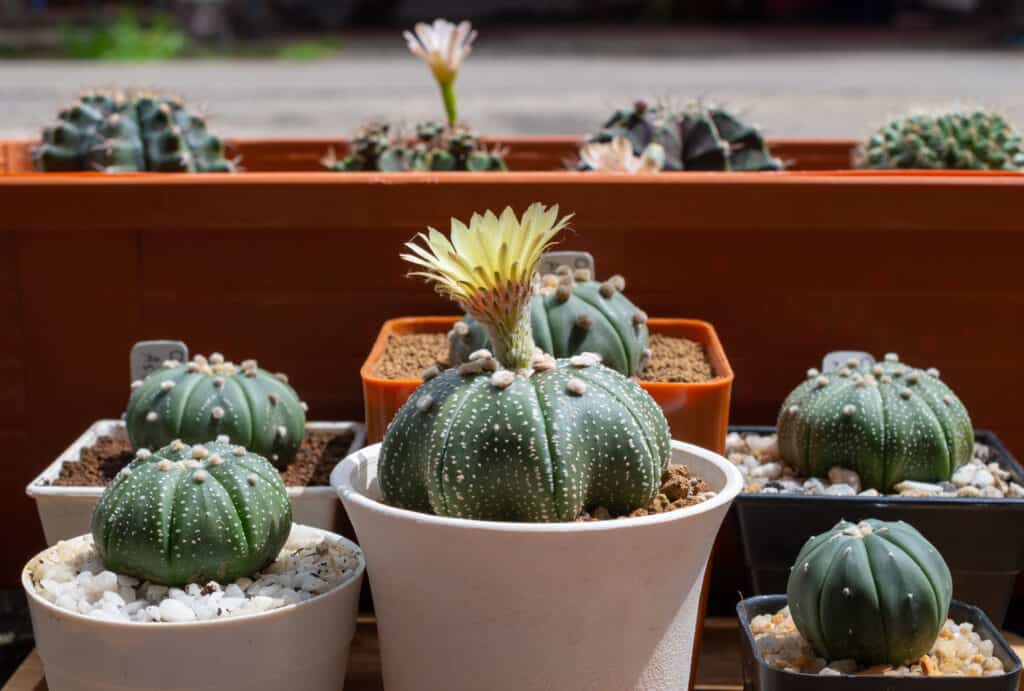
[361,316,734,453]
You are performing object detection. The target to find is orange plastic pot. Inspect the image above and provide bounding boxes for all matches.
[361,316,734,453]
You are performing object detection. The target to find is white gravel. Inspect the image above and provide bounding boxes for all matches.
[751,606,1007,677]
[728,432,1024,498]
[30,532,362,623]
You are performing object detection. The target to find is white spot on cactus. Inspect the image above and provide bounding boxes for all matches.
[807,368,820,378]
[192,445,208,460]
[609,274,626,291]
[130,379,143,390]
[171,439,184,451]
[843,587,851,597]
[880,375,893,384]
[207,454,223,466]
[532,354,556,372]
[815,376,829,388]
[457,361,483,376]
[872,364,884,376]
[556,285,572,302]
[415,395,434,413]
[907,593,914,600]
[276,425,287,439]
[268,393,278,406]
[187,362,201,373]
[885,352,900,362]
[788,405,799,415]
[271,454,280,462]
[162,360,177,369]
[275,372,289,384]
[469,349,493,362]
[452,321,470,336]
[567,378,587,396]
[803,562,810,572]
[233,446,246,456]
[158,460,172,472]
[842,404,856,416]
[893,367,905,377]
[927,367,941,378]
[838,368,850,377]
[422,365,441,381]
[193,470,209,483]
[907,372,920,384]
[490,370,515,389]
[942,394,952,406]
[575,313,593,329]
[247,474,258,486]
[213,376,225,388]
[598,282,615,298]
[900,387,912,399]
[573,268,592,282]
[241,359,258,370]
[300,401,309,413]
[571,352,602,368]
[633,310,648,325]
[136,449,151,459]
[216,434,230,443]
[146,411,158,422]
[160,380,175,392]
[212,406,225,420]
[846,357,860,368]
[210,352,225,365]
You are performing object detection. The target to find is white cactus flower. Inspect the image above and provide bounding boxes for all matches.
[403,19,477,125]
[579,136,664,173]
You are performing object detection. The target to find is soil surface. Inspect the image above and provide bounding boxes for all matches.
[373,331,716,383]
[52,427,356,488]
[578,464,716,521]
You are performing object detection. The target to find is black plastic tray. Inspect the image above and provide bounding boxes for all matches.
[738,595,1022,690]
[732,427,1024,628]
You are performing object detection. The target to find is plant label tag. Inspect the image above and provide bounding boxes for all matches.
[131,340,189,383]
[822,350,876,372]
[539,251,595,277]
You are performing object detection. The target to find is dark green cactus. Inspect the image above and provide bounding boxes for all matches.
[777,353,973,492]
[34,90,237,173]
[126,353,307,469]
[786,519,953,666]
[326,121,506,172]
[581,100,782,172]
[92,438,292,586]
[449,266,650,377]
[382,203,671,522]
[862,109,1024,170]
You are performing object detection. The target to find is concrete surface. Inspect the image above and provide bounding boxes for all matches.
[2,30,1023,138]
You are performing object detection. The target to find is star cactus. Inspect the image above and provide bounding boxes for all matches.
[382,203,671,521]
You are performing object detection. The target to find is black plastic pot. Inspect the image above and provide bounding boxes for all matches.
[733,427,1024,628]
[738,595,1022,690]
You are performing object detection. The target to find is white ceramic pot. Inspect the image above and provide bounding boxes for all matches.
[26,419,365,544]
[23,524,365,691]
[332,441,743,691]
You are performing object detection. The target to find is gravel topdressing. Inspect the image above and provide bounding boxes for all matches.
[30,532,362,623]
[727,432,1024,498]
[751,606,1007,677]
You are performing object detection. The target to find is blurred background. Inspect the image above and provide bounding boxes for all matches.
[1,0,1024,138]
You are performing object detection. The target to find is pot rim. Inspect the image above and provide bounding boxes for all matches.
[21,523,365,630]
[332,439,743,533]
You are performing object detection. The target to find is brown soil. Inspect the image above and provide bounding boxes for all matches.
[372,333,448,380]
[373,331,715,384]
[51,427,356,488]
[577,464,714,521]
[639,334,715,383]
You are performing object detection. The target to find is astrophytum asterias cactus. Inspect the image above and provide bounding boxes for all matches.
[448,265,650,377]
[126,353,307,469]
[777,353,973,492]
[786,519,952,666]
[92,438,292,585]
[380,203,671,521]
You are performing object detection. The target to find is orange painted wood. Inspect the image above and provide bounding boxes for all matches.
[2,142,1024,595]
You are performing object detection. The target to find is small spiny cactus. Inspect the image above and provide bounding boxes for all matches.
[326,121,506,172]
[381,203,671,522]
[861,109,1024,171]
[777,353,973,491]
[35,89,236,173]
[786,519,952,666]
[581,100,782,172]
[92,438,292,585]
[125,353,307,469]
[449,266,650,377]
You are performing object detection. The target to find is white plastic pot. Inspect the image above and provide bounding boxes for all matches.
[22,524,365,691]
[26,419,365,544]
[332,440,743,691]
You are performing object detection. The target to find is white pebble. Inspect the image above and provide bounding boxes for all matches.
[827,467,862,493]
[158,598,197,622]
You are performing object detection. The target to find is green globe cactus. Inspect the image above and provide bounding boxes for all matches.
[126,353,307,469]
[777,354,973,492]
[381,203,671,521]
[786,519,953,666]
[35,89,236,173]
[448,266,650,377]
[326,121,506,172]
[861,109,1024,171]
[581,100,782,172]
[92,438,292,586]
